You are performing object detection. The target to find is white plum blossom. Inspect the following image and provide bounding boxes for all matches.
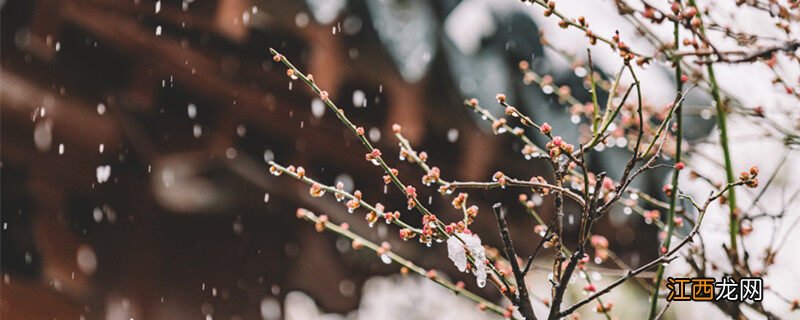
[446,233,487,287]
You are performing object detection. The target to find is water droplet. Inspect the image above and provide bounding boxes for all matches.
[93,207,103,222]
[368,127,380,142]
[264,193,270,203]
[96,165,111,183]
[623,207,633,215]
[187,103,197,119]
[97,103,106,115]
[233,220,244,235]
[260,297,281,320]
[311,99,325,118]
[263,150,274,162]
[225,148,237,159]
[295,12,309,28]
[33,120,53,152]
[477,279,486,288]
[380,254,391,264]
[447,128,459,143]
[155,1,161,13]
[352,90,366,108]
[76,245,97,275]
[58,143,65,155]
[156,25,162,36]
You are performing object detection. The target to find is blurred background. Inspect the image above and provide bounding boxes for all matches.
[1,0,797,319]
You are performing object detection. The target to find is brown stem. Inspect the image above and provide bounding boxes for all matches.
[492,204,538,320]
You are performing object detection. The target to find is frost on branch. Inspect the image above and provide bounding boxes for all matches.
[446,233,487,288]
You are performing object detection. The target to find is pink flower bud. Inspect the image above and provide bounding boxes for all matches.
[541,122,552,134]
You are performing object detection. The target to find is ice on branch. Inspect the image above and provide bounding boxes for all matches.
[446,233,487,287]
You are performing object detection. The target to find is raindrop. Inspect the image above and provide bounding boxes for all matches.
[260,297,281,320]
[570,115,581,124]
[368,127,380,142]
[233,220,244,236]
[54,42,60,52]
[97,103,106,115]
[193,125,202,137]
[156,25,162,36]
[380,254,391,264]
[155,1,161,13]
[93,207,103,223]
[477,278,486,288]
[295,12,309,28]
[623,207,633,215]
[447,128,459,143]
[58,143,65,155]
[311,99,325,118]
[263,149,274,162]
[99,144,105,154]
[264,193,270,203]
[352,90,366,107]
[96,165,111,183]
[33,120,53,152]
[187,103,197,119]
[225,148,237,159]
[236,124,246,137]
[76,245,97,275]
